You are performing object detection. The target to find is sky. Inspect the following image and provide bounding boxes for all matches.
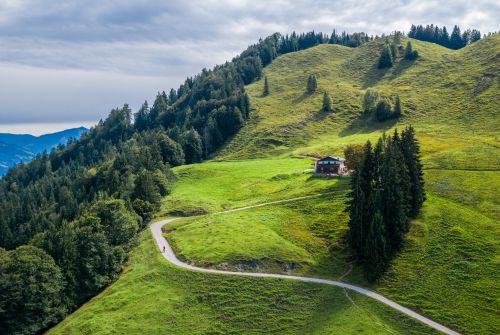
[0,0,498,135]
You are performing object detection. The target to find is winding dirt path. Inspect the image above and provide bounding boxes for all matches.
[150,197,461,335]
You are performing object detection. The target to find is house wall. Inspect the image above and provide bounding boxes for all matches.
[314,161,347,175]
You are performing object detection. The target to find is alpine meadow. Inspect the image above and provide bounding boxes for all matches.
[0,17,499,335]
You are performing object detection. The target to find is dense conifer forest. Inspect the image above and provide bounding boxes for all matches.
[347,127,425,281]
[408,24,482,49]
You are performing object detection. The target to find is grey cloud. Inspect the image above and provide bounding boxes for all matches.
[0,0,498,124]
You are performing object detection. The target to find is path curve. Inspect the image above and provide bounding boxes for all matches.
[150,197,461,335]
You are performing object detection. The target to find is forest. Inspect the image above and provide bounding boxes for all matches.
[347,127,425,281]
[408,24,481,49]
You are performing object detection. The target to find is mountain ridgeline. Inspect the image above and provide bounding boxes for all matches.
[0,24,489,335]
[0,127,88,176]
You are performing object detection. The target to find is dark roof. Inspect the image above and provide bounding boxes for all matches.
[317,156,345,162]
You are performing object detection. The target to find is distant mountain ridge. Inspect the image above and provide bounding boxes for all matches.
[0,127,88,176]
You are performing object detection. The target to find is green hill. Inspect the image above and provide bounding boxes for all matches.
[221,36,499,164]
[47,35,499,334]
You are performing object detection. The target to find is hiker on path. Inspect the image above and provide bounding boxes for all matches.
[163,246,166,253]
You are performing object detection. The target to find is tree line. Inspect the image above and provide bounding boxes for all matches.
[277,30,374,55]
[346,126,425,281]
[408,24,481,50]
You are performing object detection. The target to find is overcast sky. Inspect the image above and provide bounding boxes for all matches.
[0,0,498,134]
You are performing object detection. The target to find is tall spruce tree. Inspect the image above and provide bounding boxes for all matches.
[322,92,332,112]
[401,126,425,217]
[378,45,394,68]
[441,26,450,47]
[394,95,402,117]
[375,99,393,122]
[362,89,380,113]
[393,31,402,44]
[363,191,387,281]
[307,74,318,94]
[390,43,398,59]
[450,25,464,50]
[348,141,374,257]
[134,101,150,131]
[381,132,409,255]
[263,76,270,96]
[404,41,418,60]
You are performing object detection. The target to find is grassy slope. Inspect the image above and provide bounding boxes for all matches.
[161,165,499,334]
[47,229,437,335]
[220,36,499,166]
[165,193,354,279]
[161,36,500,334]
[160,157,345,215]
[48,36,499,334]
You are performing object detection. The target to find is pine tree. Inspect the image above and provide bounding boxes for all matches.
[394,31,402,44]
[363,192,387,281]
[373,137,385,184]
[322,92,332,112]
[182,129,203,164]
[134,101,150,131]
[240,93,251,118]
[394,95,402,117]
[203,117,223,156]
[375,99,393,122]
[348,169,366,258]
[362,89,380,113]
[401,126,426,217]
[348,129,425,281]
[348,141,373,258]
[150,92,168,122]
[378,45,394,68]
[469,29,481,43]
[381,132,409,255]
[404,41,418,60]
[263,76,270,96]
[450,25,464,50]
[307,74,318,94]
[390,43,398,59]
[441,26,450,47]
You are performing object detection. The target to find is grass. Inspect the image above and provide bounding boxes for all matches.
[378,192,499,335]
[161,164,500,334]
[161,157,349,215]
[47,228,438,335]
[164,194,355,279]
[219,36,499,165]
[48,35,499,334]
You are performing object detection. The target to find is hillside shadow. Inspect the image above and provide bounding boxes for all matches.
[386,58,417,80]
[293,92,312,104]
[339,114,398,137]
[361,58,416,89]
[361,63,390,89]
[312,107,339,121]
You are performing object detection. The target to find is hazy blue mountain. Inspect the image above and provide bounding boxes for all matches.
[0,127,88,176]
